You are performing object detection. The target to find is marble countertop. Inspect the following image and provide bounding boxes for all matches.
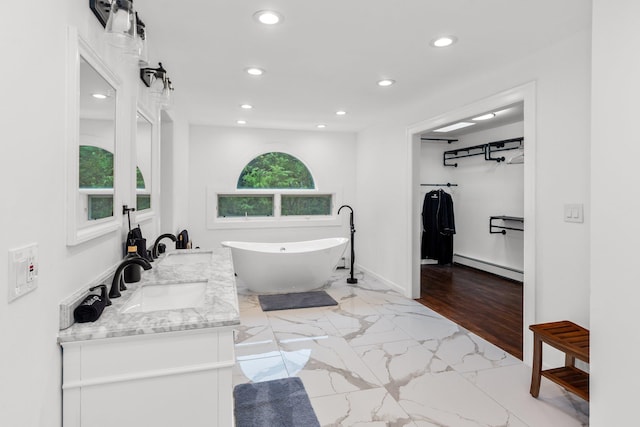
[58,248,240,343]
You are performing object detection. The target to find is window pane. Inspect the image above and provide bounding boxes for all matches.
[88,195,113,220]
[218,195,273,217]
[281,195,332,216]
[137,194,151,211]
[79,145,113,188]
[237,152,314,189]
[136,112,152,212]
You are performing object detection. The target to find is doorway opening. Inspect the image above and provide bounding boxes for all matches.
[406,82,536,365]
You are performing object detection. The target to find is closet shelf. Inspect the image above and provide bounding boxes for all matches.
[490,216,524,234]
[443,137,524,167]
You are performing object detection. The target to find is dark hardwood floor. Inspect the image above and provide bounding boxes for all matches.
[416,263,523,360]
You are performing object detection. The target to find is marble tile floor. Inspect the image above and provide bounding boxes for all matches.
[233,269,589,427]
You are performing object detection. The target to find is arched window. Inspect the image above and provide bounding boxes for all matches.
[237,152,314,189]
[216,152,332,219]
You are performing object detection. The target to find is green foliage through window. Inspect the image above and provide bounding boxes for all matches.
[136,167,146,189]
[282,195,332,216]
[88,195,113,220]
[137,195,151,211]
[218,152,333,220]
[237,152,314,189]
[79,145,113,188]
[218,195,273,217]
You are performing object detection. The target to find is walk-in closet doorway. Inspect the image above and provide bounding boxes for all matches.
[406,82,537,365]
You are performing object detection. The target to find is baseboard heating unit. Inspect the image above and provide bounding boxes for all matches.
[453,254,523,282]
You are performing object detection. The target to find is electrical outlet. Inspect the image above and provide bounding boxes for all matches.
[8,243,38,303]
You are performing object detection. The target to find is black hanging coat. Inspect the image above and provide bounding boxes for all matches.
[421,189,456,265]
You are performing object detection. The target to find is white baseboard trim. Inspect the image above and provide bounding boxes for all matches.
[355,263,408,297]
[453,254,523,282]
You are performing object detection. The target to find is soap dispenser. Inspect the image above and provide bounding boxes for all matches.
[123,245,143,283]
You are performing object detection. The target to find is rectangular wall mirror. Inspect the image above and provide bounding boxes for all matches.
[135,109,153,214]
[67,27,122,245]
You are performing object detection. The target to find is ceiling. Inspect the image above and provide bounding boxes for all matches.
[133,0,591,133]
[420,102,524,140]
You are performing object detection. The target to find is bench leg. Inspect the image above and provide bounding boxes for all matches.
[565,353,575,367]
[530,335,542,397]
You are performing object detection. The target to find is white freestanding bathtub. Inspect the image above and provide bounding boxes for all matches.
[221,237,349,293]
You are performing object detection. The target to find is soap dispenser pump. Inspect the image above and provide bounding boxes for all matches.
[123,245,142,283]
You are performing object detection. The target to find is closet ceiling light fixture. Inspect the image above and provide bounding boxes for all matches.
[431,36,457,48]
[377,79,395,87]
[245,67,265,76]
[433,122,475,133]
[473,113,496,121]
[92,93,108,99]
[237,120,247,125]
[240,104,253,110]
[253,10,283,25]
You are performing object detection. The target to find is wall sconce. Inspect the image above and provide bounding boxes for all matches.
[90,0,139,57]
[140,63,174,107]
[136,13,148,66]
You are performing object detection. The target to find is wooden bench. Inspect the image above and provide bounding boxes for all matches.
[529,320,589,401]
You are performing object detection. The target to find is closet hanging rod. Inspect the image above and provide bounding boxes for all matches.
[443,137,524,167]
[421,183,458,187]
[421,137,458,144]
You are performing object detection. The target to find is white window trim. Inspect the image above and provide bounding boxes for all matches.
[206,187,342,229]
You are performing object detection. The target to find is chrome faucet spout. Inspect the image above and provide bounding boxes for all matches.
[109,258,152,300]
[152,233,177,258]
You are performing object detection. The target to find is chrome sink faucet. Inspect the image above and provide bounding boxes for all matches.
[109,257,152,300]
[152,233,177,259]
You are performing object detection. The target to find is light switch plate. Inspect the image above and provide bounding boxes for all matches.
[8,243,38,302]
[564,204,584,223]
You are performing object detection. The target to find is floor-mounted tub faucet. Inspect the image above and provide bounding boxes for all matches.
[109,257,152,301]
[152,233,177,258]
[338,205,358,284]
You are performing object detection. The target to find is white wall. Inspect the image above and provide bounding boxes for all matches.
[187,126,357,248]
[356,28,591,354]
[420,122,525,274]
[591,1,639,424]
[0,3,161,426]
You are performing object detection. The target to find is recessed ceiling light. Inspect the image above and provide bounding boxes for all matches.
[336,110,347,116]
[377,79,395,87]
[254,10,283,25]
[92,93,107,99]
[245,67,265,76]
[431,36,457,48]
[433,122,475,133]
[237,120,247,125]
[316,124,327,129]
[472,113,496,121]
[240,104,253,110]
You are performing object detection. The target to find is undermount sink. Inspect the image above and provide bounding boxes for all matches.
[120,281,207,313]
[159,251,213,266]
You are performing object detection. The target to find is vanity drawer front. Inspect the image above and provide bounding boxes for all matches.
[63,328,234,384]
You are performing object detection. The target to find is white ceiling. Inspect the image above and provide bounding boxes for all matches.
[133,0,591,133]
[420,102,524,140]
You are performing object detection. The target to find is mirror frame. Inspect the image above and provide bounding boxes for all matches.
[66,27,122,245]
[133,104,159,224]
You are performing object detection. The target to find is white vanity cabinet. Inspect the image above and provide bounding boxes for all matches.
[61,327,235,427]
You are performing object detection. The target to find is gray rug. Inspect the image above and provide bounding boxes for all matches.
[258,291,338,311]
[233,377,320,427]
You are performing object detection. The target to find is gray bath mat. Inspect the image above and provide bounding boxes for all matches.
[258,291,338,311]
[233,377,320,427]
